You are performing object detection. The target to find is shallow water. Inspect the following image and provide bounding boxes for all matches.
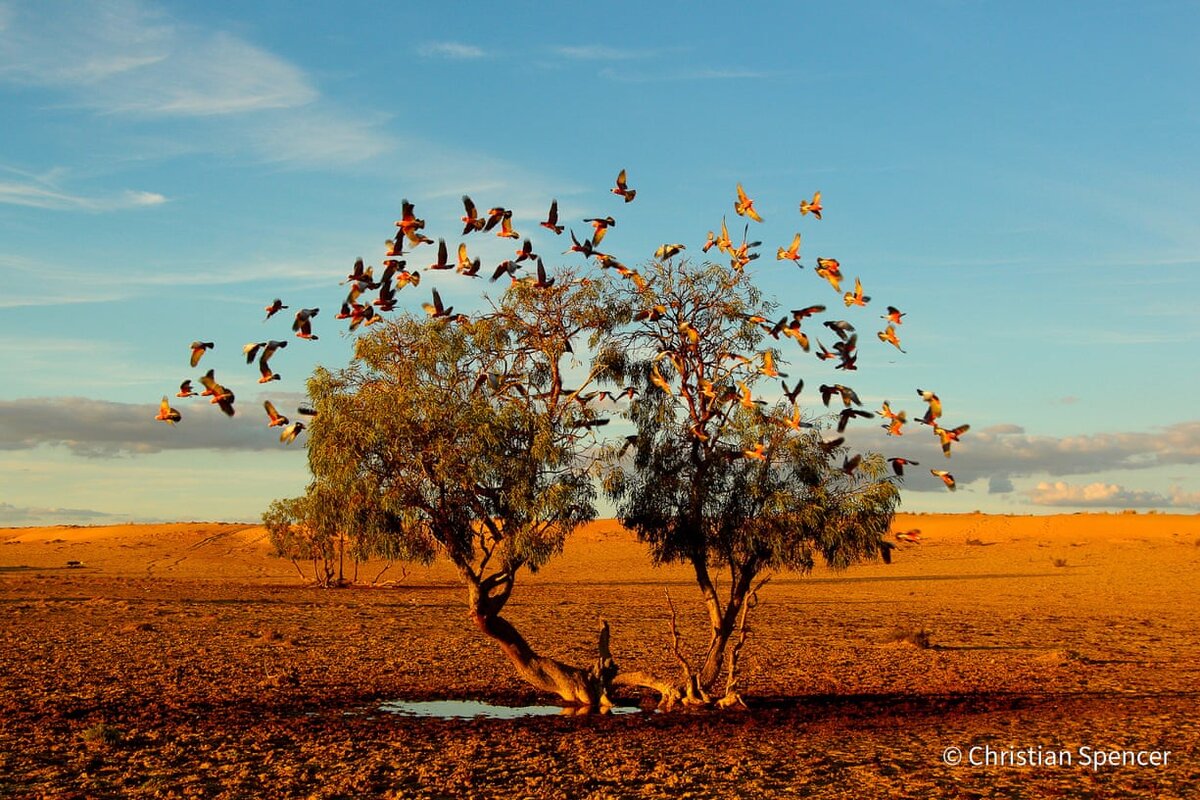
[379,699,646,719]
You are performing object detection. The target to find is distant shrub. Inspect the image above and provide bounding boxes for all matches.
[965,537,985,546]
[885,627,932,649]
[81,722,123,747]
[1052,558,1069,568]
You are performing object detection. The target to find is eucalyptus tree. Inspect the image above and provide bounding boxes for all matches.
[600,257,901,706]
[264,274,631,705]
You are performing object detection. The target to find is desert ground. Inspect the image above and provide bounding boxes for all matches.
[1,513,1197,799]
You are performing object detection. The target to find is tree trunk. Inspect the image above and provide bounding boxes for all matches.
[463,572,614,707]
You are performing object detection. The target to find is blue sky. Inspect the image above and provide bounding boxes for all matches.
[1,0,1198,524]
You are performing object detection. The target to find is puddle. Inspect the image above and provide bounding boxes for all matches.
[380,699,647,719]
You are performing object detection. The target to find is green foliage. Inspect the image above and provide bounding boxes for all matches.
[269,277,622,583]
[602,258,899,576]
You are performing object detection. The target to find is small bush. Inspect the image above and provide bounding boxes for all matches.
[1052,558,1069,568]
[81,722,123,747]
[885,627,932,649]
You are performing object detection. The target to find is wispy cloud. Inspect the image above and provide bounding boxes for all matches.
[550,45,668,61]
[0,178,166,211]
[418,41,485,60]
[0,1,392,166]
[598,67,774,83]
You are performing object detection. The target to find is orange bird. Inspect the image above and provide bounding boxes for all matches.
[461,195,485,235]
[815,257,842,293]
[843,276,870,307]
[776,232,802,263]
[743,443,768,461]
[155,396,181,425]
[456,242,480,275]
[177,380,197,398]
[934,424,970,457]
[395,199,425,235]
[263,298,287,321]
[895,529,921,544]
[649,363,672,395]
[189,341,214,368]
[882,305,906,325]
[799,190,822,220]
[263,400,289,428]
[611,169,636,202]
[931,469,956,491]
[655,243,685,260]
[734,183,763,222]
[293,309,319,340]
[584,216,616,244]
[198,370,235,417]
[759,350,786,378]
[878,325,905,352]
[496,211,520,240]
[917,389,942,424]
[887,457,919,477]
[541,199,564,234]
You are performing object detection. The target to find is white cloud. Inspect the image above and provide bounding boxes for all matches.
[0,1,393,167]
[1028,481,1181,509]
[418,41,485,60]
[550,45,665,61]
[0,177,167,212]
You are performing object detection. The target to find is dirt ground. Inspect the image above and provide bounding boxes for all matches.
[1,513,1198,798]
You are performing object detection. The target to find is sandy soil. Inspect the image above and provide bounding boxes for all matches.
[1,513,1198,798]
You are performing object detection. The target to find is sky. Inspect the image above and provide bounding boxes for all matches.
[1,0,1198,525]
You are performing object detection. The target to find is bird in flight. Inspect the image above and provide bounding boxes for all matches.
[280,420,306,444]
[934,424,970,457]
[887,457,919,477]
[263,400,289,428]
[541,199,564,234]
[264,298,288,321]
[461,195,486,234]
[422,288,453,319]
[877,325,905,353]
[189,341,214,368]
[843,277,870,308]
[611,169,636,202]
[155,396,181,425]
[882,306,905,325]
[198,370,236,417]
[776,232,802,263]
[293,309,319,340]
[815,257,842,293]
[655,243,685,260]
[177,380,197,398]
[931,469,956,491]
[799,190,822,219]
[917,389,942,424]
[734,183,763,222]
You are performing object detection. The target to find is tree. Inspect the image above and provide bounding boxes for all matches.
[260,181,952,711]
[600,257,900,706]
[266,274,632,705]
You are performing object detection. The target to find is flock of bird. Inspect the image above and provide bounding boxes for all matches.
[154,169,967,501]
